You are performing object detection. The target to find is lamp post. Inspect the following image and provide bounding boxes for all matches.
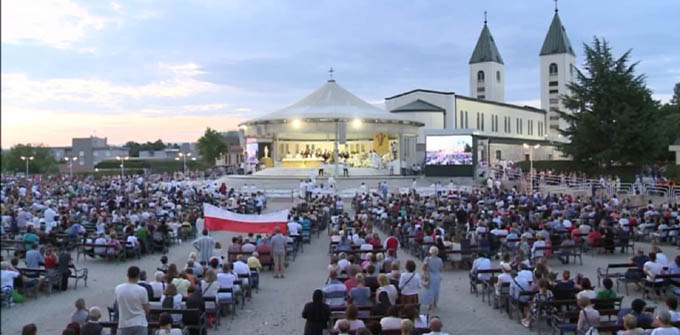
[116,156,129,178]
[20,156,34,176]
[64,156,78,178]
[523,143,541,194]
[175,152,195,176]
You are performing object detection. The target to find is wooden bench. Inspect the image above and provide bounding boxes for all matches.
[330,248,385,260]
[76,243,129,262]
[596,263,637,289]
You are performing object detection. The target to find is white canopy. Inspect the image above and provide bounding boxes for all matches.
[245,80,415,124]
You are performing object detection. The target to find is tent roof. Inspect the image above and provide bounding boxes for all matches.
[248,80,413,123]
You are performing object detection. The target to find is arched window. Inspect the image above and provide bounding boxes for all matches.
[477,70,485,82]
[496,71,501,82]
[570,64,574,78]
[549,63,558,76]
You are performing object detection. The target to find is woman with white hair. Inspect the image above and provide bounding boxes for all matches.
[80,306,103,335]
[150,271,166,299]
[421,246,443,312]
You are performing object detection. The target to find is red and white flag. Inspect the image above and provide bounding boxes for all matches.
[203,203,288,234]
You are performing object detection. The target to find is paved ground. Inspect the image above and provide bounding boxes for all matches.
[2,177,679,334]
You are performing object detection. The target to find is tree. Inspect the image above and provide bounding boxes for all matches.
[559,37,664,170]
[196,128,227,166]
[2,144,58,174]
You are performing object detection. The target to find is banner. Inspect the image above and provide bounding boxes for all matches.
[373,132,389,154]
[203,203,288,234]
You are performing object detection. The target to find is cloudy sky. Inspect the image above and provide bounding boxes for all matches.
[2,0,679,147]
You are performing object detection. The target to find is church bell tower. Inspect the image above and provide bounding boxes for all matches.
[469,12,505,103]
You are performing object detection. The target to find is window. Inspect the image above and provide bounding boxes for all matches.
[525,154,530,161]
[570,64,574,78]
[460,111,464,129]
[93,151,98,157]
[79,151,84,156]
[549,98,559,104]
[476,112,480,129]
[477,70,485,82]
[79,160,85,166]
[549,63,558,76]
[496,71,501,82]
[549,89,558,94]
[495,150,502,160]
[481,114,485,131]
[528,120,533,135]
[477,87,485,92]
[465,111,469,128]
[478,95,486,100]
[516,118,521,134]
[550,116,560,120]
[548,154,553,160]
[549,81,558,87]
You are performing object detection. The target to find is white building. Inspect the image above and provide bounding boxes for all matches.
[385,9,576,167]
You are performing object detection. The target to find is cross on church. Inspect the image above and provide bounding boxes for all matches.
[329,67,334,80]
[554,0,558,13]
[484,11,487,24]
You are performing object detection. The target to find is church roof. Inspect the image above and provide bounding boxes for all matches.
[540,13,575,56]
[469,23,504,65]
[248,80,416,123]
[390,99,445,113]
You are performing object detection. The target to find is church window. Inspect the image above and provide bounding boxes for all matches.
[478,95,486,100]
[549,89,558,94]
[496,150,502,160]
[460,111,464,129]
[496,71,501,82]
[477,70,485,83]
[477,87,485,92]
[476,112,480,129]
[481,114,485,131]
[465,111,469,128]
[549,63,558,76]
[549,81,558,87]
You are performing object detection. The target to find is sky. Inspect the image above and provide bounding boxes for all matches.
[2,0,679,148]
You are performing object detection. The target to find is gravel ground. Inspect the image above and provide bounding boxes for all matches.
[2,177,679,335]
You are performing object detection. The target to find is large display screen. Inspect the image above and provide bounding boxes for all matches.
[425,135,473,165]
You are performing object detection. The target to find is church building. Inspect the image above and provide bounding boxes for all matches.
[385,7,576,169]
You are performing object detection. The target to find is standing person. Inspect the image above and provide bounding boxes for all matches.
[115,266,150,335]
[398,260,421,304]
[270,226,287,278]
[302,289,331,335]
[57,248,73,291]
[192,230,214,265]
[422,246,443,312]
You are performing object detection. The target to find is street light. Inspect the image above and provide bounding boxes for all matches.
[523,143,541,194]
[116,156,129,178]
[175,152,195,176]
[64,156,78,178]
[20,156,34,176]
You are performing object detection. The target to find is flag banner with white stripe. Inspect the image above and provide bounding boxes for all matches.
[203,203,288,234]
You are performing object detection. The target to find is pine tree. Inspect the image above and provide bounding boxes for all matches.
[559,37,664,170]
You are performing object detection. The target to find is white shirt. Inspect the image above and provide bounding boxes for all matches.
[115,282,149,328]
[287,221,300,236]
[380,316,402,330]
[1,270,20,290]
[398,272,421,296]
[644,260,665,282]
[657,253,669,266]
[471,257,492,280]
[651,327,680,335]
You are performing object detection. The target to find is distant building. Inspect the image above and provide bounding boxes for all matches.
[670,139,680,165]
[52,136,129,173]
[215,131,243,166]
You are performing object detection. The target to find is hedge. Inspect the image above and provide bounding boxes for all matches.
[94,159,202,173]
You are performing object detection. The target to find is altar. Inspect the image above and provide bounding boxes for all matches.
[280,157,324,168]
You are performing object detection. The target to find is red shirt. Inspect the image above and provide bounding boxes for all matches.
[44,254,57,269]
[385,236,399,252]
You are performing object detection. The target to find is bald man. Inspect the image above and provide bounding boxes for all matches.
[423,317,450,335]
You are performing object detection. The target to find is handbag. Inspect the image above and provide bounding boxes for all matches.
[579,310,599,335]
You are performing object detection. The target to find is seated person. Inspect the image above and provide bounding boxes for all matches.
[323,271,347,307]
[595,278,617,308]
[576,297,600,333]
[333,305,365,332]
[553,270,576,300]
[349,274,370,306]
[471,253,492,281]
[619,314,644,335]
[379,305,402,331]
[618,298,653,329]
[650,311,679,335]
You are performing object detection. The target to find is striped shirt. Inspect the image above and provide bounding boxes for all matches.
[323,280,347,307]
[193,235,215,263]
